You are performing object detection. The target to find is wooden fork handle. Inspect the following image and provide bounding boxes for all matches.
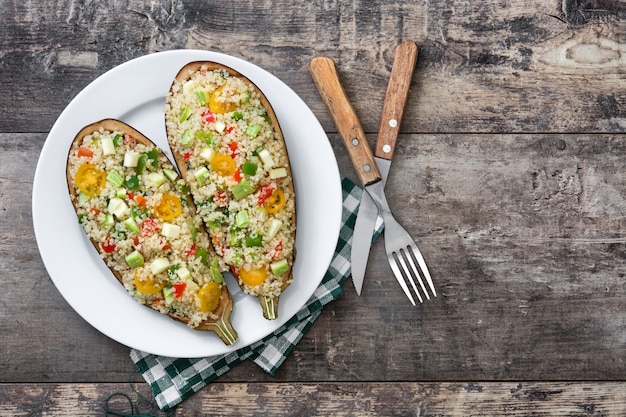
[308,56,381,186]
[375,41,419,161]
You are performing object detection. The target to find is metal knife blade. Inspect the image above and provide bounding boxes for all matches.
[350,41,419,295]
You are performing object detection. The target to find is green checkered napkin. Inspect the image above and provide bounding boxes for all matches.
[130,176,383,411]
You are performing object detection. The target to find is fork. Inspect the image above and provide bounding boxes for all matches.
[367,180,436,304]
[309,55,436,305]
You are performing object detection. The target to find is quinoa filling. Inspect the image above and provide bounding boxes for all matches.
[68,127,228,329]
[165,66,295,299]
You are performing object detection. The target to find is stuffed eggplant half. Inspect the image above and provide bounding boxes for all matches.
[66,118,237,344]
[165,62,296,320]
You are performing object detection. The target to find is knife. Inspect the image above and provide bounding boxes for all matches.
[350,41,418,295]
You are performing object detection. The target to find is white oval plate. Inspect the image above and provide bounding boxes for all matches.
[32,50,342,358]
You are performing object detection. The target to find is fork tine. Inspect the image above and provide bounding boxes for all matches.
[397,249,424,303]
[388,254,416,306]
[404,246,430,301]
[408,243,436,297]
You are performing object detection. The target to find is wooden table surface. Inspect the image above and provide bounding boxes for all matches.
[2,1,625,415]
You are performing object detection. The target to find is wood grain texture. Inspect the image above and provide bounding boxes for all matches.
[374,41,418,161]
[284,131,626,382]
[3,131,625,382]
[1,0,625,414]
[309,55,382,185]
[1,382,626,416]
[0,0,623,133]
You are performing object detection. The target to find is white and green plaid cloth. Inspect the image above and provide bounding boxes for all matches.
[130,176,383,411]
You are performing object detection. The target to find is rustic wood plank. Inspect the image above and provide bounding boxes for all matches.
[0,0,623,134]
[321,131,626,381]
[3,0,625,414]
[1,382,626,416]
[3,131,625,383]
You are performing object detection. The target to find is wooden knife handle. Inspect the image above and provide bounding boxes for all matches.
[308,56,381,186]
[375,41,419,161]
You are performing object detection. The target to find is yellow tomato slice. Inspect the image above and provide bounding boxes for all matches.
[134,271,165,295]
[209,86,238,114]
[210,155,237,176]
[239,268,269,286]
[154,194,182,221]
[75,163,106,197]
[197,281,222,313]
[264,189,286,214]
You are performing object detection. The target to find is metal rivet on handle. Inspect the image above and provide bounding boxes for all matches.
[363,164,371,172]
[389,119,398,128]
[383,144,391,153]
[352,138,359,146]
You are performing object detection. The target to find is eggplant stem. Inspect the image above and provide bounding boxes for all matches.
[216,319,237,345]
[261,296,278,320]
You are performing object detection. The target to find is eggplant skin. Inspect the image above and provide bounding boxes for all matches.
[165,62,296,320]
[66,118,237,344]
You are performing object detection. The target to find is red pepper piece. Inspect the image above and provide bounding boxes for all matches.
[201,110,215,123]
[141,218,159,236]
[186,243,197,257]
[101,238,116,253]
[213,190,228,206]
[173,282,187,298]
[271,240,283,259]
[77,147,93,158]
[135,195,147,209]
[257,184,275,206]
[228,141,239,158]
